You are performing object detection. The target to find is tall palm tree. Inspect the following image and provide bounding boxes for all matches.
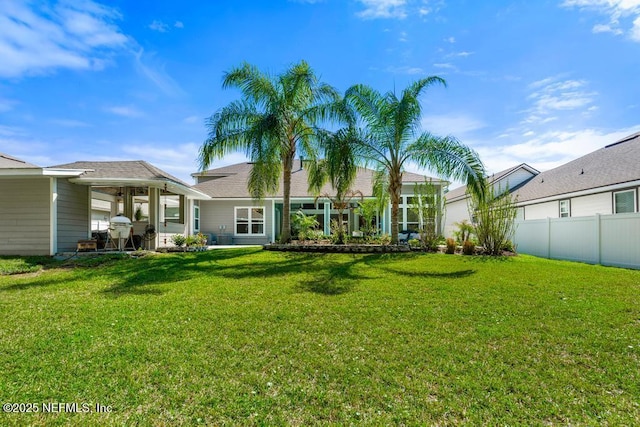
[345,77,485,244]
[199,61,338,243]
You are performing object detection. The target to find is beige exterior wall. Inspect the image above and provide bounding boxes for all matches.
[523,201,559,220]
[199,199,274,245]
[443,198,470,238]
[571,193,613,217]
[0,178,51,255]
[56,179,90,252]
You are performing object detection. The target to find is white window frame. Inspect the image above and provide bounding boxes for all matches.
[193,204,200,232]
[234,206,266,236]
[559,199,570,218]
[613,189,636,214]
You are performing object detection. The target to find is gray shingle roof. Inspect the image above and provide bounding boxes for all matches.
[51,160,191,187]
[0,153,39,169]
[193,161,442,198]
[513,132,640,202]
[445,163,539,202]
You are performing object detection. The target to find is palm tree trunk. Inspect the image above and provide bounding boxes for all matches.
[389,173,402,244]
[280,152,295,243]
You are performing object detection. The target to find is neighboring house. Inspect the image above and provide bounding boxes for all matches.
[0,155,209,255]
[511,131,640,269]
[443,163,539,238]
[192,160,446,244]
[512,131,640,219]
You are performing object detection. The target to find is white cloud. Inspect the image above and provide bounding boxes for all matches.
[148,20,169,32]
[121,142,203,181]
[592,23,624,34]
[174,21,184,29]
[524,77,597,124]
[385,65,426,74]
[445,36,455,43]
[356,0,407,19]
[632,15,640,39]
[433,62,457,70]
[562,0,640,42]
[0,0,129,78]
[475,126,640,174]
[48,118,91,127]
[446,51,473,58]
[183,115,200,124]
[398,31,408,42]
[133,48,184,96]
[105,105,145,118]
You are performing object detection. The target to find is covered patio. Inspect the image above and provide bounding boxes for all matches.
[53,160,210,252]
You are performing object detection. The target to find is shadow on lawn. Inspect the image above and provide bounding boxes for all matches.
[377,266,477,279]
[295,254,377,295]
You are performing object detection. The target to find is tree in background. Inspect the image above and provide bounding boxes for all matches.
[409,179,442,250]
[345,77,485,244]
[471,183,518,255]
[199,61,338,243]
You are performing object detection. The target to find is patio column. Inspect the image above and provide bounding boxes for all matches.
[148,186,159,250]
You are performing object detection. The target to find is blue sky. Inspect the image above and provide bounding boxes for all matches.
[1,0,640,184]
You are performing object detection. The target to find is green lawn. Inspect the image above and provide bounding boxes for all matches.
[1,249,638,426]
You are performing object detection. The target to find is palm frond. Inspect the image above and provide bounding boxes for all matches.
[407,133,486,199]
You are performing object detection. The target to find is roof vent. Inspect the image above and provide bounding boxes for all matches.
[580,168,584,175]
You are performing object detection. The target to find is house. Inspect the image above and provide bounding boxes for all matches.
[192,160,447,244]
[510,132,640,268]
[442,131,640,268]
[443,163,539,237]
[0,155,209,255]
[512,131,640,219]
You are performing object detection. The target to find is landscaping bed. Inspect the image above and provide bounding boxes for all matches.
[264,243,410,253]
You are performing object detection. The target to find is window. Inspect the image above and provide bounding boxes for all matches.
[559,200,570,218]
[193,204,200,232]
[235,207,265,235]
[614,190,636,214]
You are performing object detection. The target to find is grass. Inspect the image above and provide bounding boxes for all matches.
[0,249,639,426]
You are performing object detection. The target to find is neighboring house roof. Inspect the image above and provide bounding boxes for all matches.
[0,153,86,178]
[445,163,539,203]
[513,132,640,203]
[0,153,39,169]
[52,160,209,199]
[193,160,443,198]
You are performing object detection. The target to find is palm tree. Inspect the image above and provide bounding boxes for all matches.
[308,125,363,244]
[345,77,485,244]
[199,61,338,243]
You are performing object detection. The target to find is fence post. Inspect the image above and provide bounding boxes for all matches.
[546,217,551,259]
[595,213,601,265]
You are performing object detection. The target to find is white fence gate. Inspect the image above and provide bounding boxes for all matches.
[514,213,640,269]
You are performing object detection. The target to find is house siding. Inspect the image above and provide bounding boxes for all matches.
[199,199,274,245]
[56,179,90,252]
[493,168,535,195]
[443,198,469,238]
[0,178,51,255]
[523,201,559,220]
[571,192,613,217]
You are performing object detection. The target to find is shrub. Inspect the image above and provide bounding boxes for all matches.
[408,238,421,248]
[195,232,208,247]
[470,182,518,256]
[445,238,456,254]
[453,220,474,244]
[379,234,391,246]
[292,211,319,242]
[502,240,516,253]
[171,234,186,247]
[462,240,475,255]
[185,235,198,247]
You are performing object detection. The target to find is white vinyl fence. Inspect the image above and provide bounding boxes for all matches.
[514,213,640,269]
